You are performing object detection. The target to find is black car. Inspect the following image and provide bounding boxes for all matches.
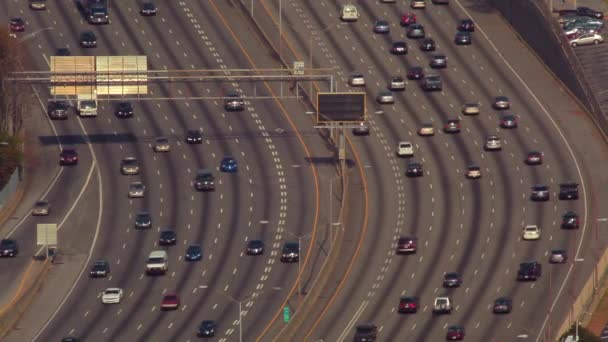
[80,31,97,48]
[406,24,425,39]
[159,229,177,246]
[492,297,512,314]
[576,6,604,19]
[407,66,424,80]
[186,129,203,144]
[224,92,245,111]
[422,75,442,91]
[373,19,390,34]
[48,101,69,120]
[197,320,217,337]
[89,260,110,278]
[525,151,543,165]
[500,114,518,128]
[406,162,423,177]
[135,211,152,229]
[559,182,579,200]
[60,147,78,165]
[419,38,436,51]
[115,102,134,118]
[61,337,79,342]
[55,48,71,56]
[430,54,447,68]
[454,31,471,45]
[194,169,215,191]
[246,240,265,255]
[185,244,202,261]
[281,241,299,263]
[458,19,475,32]
[562,211,580,229]
[443,272,462,288]
[398,296,419,313]
[354,323,377,342]
[0,239,18,257]
[444,119,461,133]
[140,2,158,16]
[531,184,550,201]
[391,41,408,55]
[517,261,542,281]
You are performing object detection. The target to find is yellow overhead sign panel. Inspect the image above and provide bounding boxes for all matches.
[50,56,95,96]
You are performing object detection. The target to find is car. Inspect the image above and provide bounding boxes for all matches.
[9,18,25,32]
[559,13,586,26]
[564,20,604,34]
[454,31,472,45]
[340,4,360,21]
[422,75,442,91]
[89,260,110,278]
[115,102,134,118]
[48,101,69,120]
[522,224,541,240]
[562,211,580,229]
[458,19,475,32]
[154,137,171,152]
[391,41,408,55]
[400,13,417,26]
[134,211,152,229]
[381,0,396,2]
[550,249,568,263]
[55,48,71,56]
[418,123,435,136]
[80,31,97,48]
[430,54,448,68]
[433,296,452,314]
[146,250,168,275]
[407,24,426,39]
[396,236,417,254]
[525,151,543,165]
[29,0,47,10]
[159,229,177,246]
[161,293,180,310]
[576,6,604,19]
[406,161,424,177]
[444,119,461,133]
[411,0,426,9]
[354,323,377,342]
[194,169,215,191]
[32,200,50,216]
[462,102,480,115]
[140,1,158,16]
[419,38,436,51]
[398,296,419,313]
[465,165,481,179]
[517,261,542,281]
[396,141,414,157]
[101,288,123,304]
[493,96,510,109]
[220,156,238,172]
[499,114,518,128]
[376,91,394,104]
[353,122,370,136]
[493,297,512,313]
[128,181,146,198]
[246,240,265,255]
[281,241,299,262]
[120,157,140,175]
[197,320,217,337]
[0,239,18,257]
[432,0,449,4]
[565,27,600,39]
[388,76,405,91]
[570,32,604,46]
[443,272,462,288]
[224,92,245,111]
[446,325,465,340]
[61,337,79,342]
[559,182,579,200]
[484,136,501,151]
[531,184,550,201]
[407,66,425,80]
[185,244,203,261]
[186,129,203,144]
[349,72,366,87]
[60,147,78,165]
[373,20,390,34]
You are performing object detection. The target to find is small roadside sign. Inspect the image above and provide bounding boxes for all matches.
[293,61,305,75]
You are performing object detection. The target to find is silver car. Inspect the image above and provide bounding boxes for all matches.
[121,157,140,175]
[154,137,171,152]
[128,182,146,198]
[389,76,405,91]
[32,200,50,216]
[570,33,604,47]
[493,96,510,109]
[484,136,502,150]
[349,72,365,87]
[549,249,567,264]
[376,91,395,104]
[462,103,480,115]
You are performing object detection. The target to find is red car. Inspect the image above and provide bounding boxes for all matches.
[398,296,419,313]
[59,148,78,165]
[400,13,416,26]
[161,293,180,310]
[525,151,543,165]
[396,237,417,254]
[446,325,465,340]
[9,18,25,32]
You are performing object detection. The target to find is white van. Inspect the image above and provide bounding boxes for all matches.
[340,4,360,21]
[146,250,168,275]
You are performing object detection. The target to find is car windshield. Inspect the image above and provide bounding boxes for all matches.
[81,101,96,108]
[106,289,119,294]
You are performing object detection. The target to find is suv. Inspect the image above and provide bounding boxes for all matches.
[281,241,299,262]
[89,260,110,278]
[396,141,414,157]
[146,250,168,275]
[433,296,452,314]
[406,161,424,177]
[340,4,360,21]
[396,236,417,254]
[0,239,18,257]
[531,184,550,201]
[224,92,245,111]
[559,182,579,200]
[48,101,69,120]
[194,169,215,191]
[354,323,377,342]
[422,75,442,91]
[517,261,542,281]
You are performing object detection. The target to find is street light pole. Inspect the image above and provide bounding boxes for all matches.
[298,235,302,295]
[238,300,243,342]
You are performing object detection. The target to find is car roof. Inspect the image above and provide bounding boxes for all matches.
[149,250,167,258]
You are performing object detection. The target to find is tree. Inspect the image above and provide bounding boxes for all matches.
[0,26,30,136]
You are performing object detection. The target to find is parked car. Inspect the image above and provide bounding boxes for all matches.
[570,32,604,46]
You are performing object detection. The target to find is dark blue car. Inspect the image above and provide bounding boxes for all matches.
[185,244,202,261]
[220,156,237,172]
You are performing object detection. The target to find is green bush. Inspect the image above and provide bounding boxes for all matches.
[0,134,22,190]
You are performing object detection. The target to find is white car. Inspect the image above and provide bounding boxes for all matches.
[101,288,124,304]
[570,33,604,47]
[462,103,480,115]
[397,142,414,157]
[418,123,435,136]
[411,0,426,8]
[349,72,365,86]
[340,4,360,21]
[154,137,170,152]
[389,76,405,91]
[376,91,395,104]
[522,225,541,241]
[128,182,146,198]
[32,200,50,216]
